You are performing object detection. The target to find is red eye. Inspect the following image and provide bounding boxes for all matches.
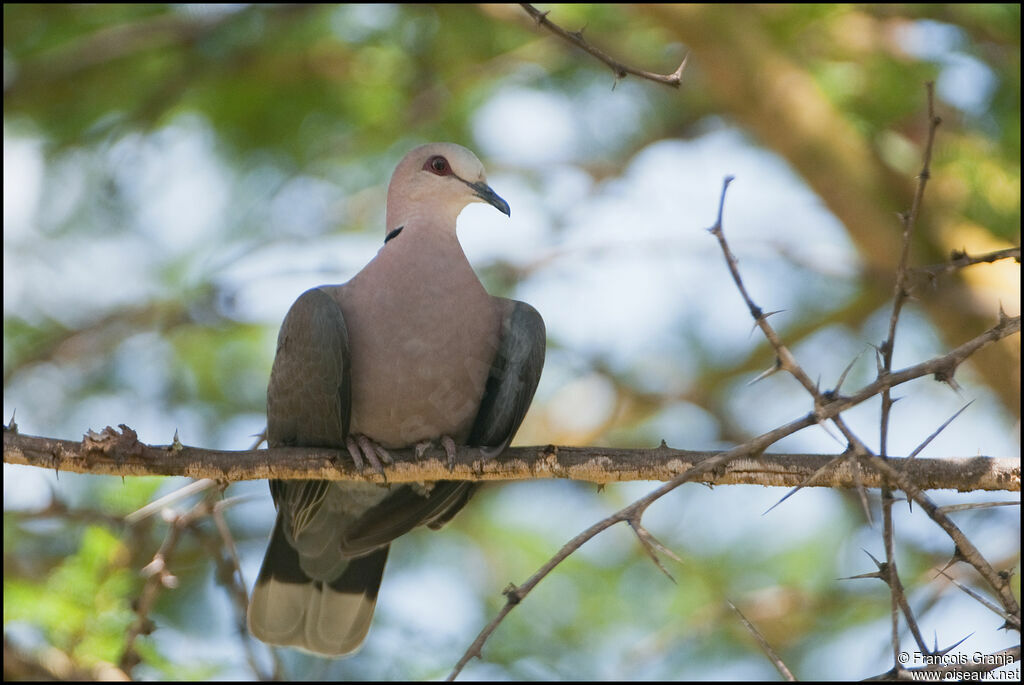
[424,155,451,176]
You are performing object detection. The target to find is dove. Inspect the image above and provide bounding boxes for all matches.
[247,143,546,656]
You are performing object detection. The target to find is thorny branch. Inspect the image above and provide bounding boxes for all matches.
[447,84,1020,680]
[519,3,687,88]
[913,246,1020,280]
[876,81,943,667]
[4,425,1018,491]
[120,493,213,673]
[728,601,797,681]
[115,486,279,680]
[703,85,1020,676]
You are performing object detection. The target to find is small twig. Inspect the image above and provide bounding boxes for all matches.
[879,80,942,454]
[875,82,943,671]
[202,496,281,680]
[881,81,941,373]
[881,483,929,656]
[125,478,220,523]
[448,512,625,679]
[120,493,218,674]
[936,569,1022,629]
[728,600,797,681]
[707,177,820,399]
[628,518,682,583]
[913,246,1021,280]
[937,501,1019,515]
[519,4,686,88]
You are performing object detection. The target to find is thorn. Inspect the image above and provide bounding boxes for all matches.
[863,548,884,569]
[932,362,962,394]
[815,420,845,449]
[933,550,963,578]
[502,583,522,605]
[853,486,875,526]
[629,520,681,584]
[748,358,782,385]
[762,487,800,515]
[835,350,865,393]
[937,569,1019,626]
[839,570,886,581]
[872,345,885,373]
[906,401,974,461]
[669,53,689,83]
[933,633,973,656]
[938,500,1020,515]
[762,453,846,515]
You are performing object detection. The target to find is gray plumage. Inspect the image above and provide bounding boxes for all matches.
[248,143,545,656]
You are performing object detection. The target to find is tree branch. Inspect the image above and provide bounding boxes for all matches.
[519,3,686,87]
[914,246,1021,279]
[3,428,1018,491]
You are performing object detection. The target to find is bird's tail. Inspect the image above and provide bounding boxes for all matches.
[247,514,389,657]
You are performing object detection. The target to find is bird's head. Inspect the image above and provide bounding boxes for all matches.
[385,142,509,237]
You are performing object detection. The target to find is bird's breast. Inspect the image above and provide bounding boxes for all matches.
[335,261,501,448]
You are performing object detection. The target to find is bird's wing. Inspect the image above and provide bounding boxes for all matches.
[468,298,547,456]
[250,286,387,656]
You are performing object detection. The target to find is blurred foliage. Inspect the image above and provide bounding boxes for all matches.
[3,3,1019,681]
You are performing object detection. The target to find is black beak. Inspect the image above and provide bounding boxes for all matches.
[466,179,511,217]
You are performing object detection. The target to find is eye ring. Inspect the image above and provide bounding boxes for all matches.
[424,155,451,176]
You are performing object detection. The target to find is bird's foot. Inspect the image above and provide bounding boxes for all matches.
[441,435,458,472]
[346,434,394,479]
[412,437,458,470]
